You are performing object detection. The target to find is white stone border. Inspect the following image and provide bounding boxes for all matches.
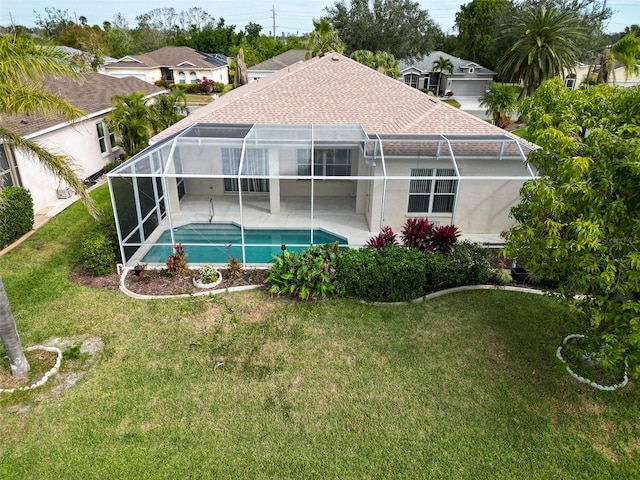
[555,334,629,391]
[0,345,62,394]
[119,266,262,300]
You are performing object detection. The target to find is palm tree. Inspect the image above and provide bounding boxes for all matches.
[479,83,519,128]
[150,89,188,134]
[0,34,94,377]
[306,17,345,58]
[107,92,153,159]
[590,33,640,85]
[431,56,454,96]
[497,6,587,97]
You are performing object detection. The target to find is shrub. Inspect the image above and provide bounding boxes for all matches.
[198,265,219,284]
[366,226,398,250]
[401,218,435,251]
[336,246,426,302]
[425,242,491,288]
[166,244,188,276]
[266,243,338,300]
[81,230,116,275]
[432,225,461,253]
[227,257,243,279]
[0,186,34,248]
[196,76,215,93]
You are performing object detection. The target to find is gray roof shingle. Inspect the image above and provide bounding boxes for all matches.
[109,46,228,69]
[248,49,309,72]
[400,51,496,75]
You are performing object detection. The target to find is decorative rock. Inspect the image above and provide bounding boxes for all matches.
[0,345,63,394]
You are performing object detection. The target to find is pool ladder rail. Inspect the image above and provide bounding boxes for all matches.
[209,198,214,223]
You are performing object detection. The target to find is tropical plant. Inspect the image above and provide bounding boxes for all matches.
[165,244,188,277]
[401,218,435,251]
[589,32,640,85]
[106,91,152,158]
[431,55,454,96]
[496,6,587,97]
[306,17,345,57]
[227,257,244,280]
[431,225,461,253]
[504,78,640,380]
[479,82,519,128]
[350,50,400,78]
[150,89,188,134]
[266,243,339,300]
[0,34,97,377]
[425,242,491,288]
[198,265,219,284]
[366,226,398,250]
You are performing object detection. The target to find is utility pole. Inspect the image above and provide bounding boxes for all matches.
[272,5,276,40]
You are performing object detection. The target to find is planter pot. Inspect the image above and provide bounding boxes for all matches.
[193,269,223,289]
[510,267,528,283]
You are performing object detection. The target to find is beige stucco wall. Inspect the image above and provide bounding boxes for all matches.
[16,115,121,212]
[105,67,161,83]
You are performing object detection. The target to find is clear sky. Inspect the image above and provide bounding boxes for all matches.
[1,1,637,35]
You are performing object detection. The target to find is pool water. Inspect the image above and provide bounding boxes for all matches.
[141,223,347,264]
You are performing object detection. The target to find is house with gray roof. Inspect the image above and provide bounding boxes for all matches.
[247,49,309,82]
[400,51,495,96]
[104,46,229,86]
[0,73,164,212]
[108,53,536,267]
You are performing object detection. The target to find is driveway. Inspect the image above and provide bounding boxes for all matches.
[453,96,490,121]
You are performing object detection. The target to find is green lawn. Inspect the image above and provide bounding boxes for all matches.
[1,186,639,479]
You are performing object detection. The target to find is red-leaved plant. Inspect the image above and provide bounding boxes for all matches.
[432,225,461,253]
[366,226,398,250]
[401,218,435,251]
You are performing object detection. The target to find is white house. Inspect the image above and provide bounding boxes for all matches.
[400,51,495,96]
[104,46,229,86]
[108,53,536,267]
[0,72,164,213]
[564,61,640,89]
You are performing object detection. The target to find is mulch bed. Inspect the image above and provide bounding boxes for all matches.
[68,265,267,296]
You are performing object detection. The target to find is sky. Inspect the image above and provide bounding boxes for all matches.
[1,1,638,35]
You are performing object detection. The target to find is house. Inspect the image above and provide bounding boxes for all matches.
[247,49,309,82]
[564,61,640,89]
[0,72,164,213]
[55,45,117,73]
[108,53,536,267]
[104,46,229,86]
[400,51,495,96]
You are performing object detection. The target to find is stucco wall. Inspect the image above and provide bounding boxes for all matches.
[16,115,121,212]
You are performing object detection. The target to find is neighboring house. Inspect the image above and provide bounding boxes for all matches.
[55,46,117,73]
[0,72,164,213]
[400,51,495,96]
[104,46,229,86]
[108,53,536,267]
[564,61,640,89]
[247,49,309,82]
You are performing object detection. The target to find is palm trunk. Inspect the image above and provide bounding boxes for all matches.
[0,277,30,377]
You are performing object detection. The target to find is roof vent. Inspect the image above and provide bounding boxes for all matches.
[332,54,340,61]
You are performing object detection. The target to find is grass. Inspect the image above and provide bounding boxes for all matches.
[441,98,461,108]
[1,185,639,478]
[185,93,215,106]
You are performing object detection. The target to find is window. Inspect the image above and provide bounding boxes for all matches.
[222,148,269,192]
[468,67,474,74]
[408,168,457,213]
[564,75,576,90]
[178,72,186,84]
[0,145,21,187]
[190,72,197,83]
[96,122,107,154]
[403,74,419,89]
[297,149,351,177]
[108,127,117,150]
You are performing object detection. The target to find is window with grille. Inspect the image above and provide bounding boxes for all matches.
[408,168,457,213]
[190,72,197,83]
[222,148,269,192]
[403,74,419,88]
[297,149,351,177]
[0,145,21,187]
[96,122,108,154]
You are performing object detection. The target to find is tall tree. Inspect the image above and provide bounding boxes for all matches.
[505,78,640,381]
[150,89,187,134]
[305,17,345,57]
[431,55,454,96]
[326,0,440,61]
[350,50,400,78]
[0,34,94,377]
[497,6,587,96]
[454,0,513,71]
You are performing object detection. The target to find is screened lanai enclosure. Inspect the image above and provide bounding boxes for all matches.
[107,123,536,266]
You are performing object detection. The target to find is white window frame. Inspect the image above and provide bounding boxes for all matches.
[96,122,108,154]
[190,72,197,83]
[0,144,21,187]
[403,73,419,89]
[408,168,457,213]
[178,72,186,84]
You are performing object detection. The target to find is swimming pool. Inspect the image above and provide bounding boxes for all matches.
[141,223,348,264]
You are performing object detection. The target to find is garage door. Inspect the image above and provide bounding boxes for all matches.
[449,80,490,97]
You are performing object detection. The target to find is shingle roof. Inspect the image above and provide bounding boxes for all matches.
[109,46,228,69]
[400,51,495,75]
[152,53,512,142]
[248,49,309,72]
[1,72,165,137]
